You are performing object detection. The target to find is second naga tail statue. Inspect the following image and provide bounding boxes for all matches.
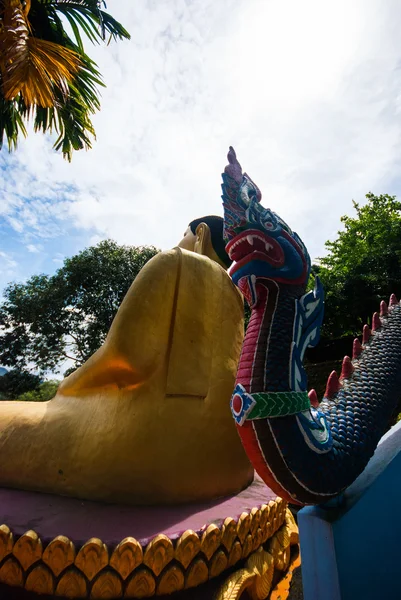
[222,147,401,506]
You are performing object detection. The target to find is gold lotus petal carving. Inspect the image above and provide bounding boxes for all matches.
[143,534,174,577]
[248,550,275,600]
[0,556,24,587]
[124,566,156,598]
[236,512,251,545]
[185,557,208,589]
[174,530,200,569]
[90,569,123,599]
[228,540,242,568]
[217,548,276,600]
[43,535,76,577]
[25,564,55,595]
[56,567,88,598]
[157,564,185,595]
[275,546,291,572]
[75,538,109,581]
[252,528,264,553]
[250,508,261,536]
[110,537,143,580]
[268,500,277,519]
[259,504,270,530]
[0,524,13,561]
[262,522,272,544]
[242,534,254,559]
[221,517,237,552]
[215,567,255,600]
[275,523,290,550]
[200,524,221,561]
[285,509,299,544]
[268,535,281,560]
[209,549,228,578]
[13,530,43,571]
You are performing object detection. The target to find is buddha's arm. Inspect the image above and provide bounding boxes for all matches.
[58,250,180,396]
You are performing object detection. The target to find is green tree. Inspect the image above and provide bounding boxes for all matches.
[318,193,401,339]
[0,0,130,160]
[0,240,159,375]
[18,379,59,401]
[0,369,41,399]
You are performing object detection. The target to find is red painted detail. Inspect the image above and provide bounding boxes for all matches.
[372,312,381,331]
[340,356,354,380]
[236,421,302,505]
[353,338,363,358]
[324,371,341,399]
[236,285,268,390]
[232,394,242,415]
[362,324,371,344]
[226,229,285,267]
[308,389,319,407]
[390,293,398,306]
[380,301,388,316]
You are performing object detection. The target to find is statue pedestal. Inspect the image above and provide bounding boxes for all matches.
[0,474,299,599]
[298,420,401,600]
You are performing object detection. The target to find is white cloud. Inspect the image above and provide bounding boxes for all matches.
[26,244,42,253]
[1,0,401,274]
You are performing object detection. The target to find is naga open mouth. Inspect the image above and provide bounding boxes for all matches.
[226,229,285,275]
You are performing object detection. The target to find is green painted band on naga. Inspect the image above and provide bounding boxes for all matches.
[247,391,310,419]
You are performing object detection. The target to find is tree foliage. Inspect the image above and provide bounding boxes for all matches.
[0,369,41,399]
[0,240,159,375]
[318,193,401,339]
[0,0,130,160]
[18,379,59,401]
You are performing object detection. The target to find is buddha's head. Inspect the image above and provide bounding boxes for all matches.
[178,215,232,269]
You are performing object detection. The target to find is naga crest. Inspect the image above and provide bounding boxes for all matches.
[221,147,311,288]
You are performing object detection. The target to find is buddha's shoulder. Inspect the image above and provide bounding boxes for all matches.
[144,247,223,271]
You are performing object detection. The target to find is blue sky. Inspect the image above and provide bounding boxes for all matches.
[1,0,401,294]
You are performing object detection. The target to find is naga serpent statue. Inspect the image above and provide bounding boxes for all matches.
[222,147,401,506]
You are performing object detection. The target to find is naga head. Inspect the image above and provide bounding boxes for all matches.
[222,147,311,289]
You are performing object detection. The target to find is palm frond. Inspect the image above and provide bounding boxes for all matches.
[45,1,130,47]
[0,1,81,107]
[0,91,28,151]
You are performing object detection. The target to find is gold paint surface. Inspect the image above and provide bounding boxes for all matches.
[0,556,24,587]
[143,535,173,577]
[157,564,185,595]
[12,530,42,571]
[0,503,295,598]
[185,557,208,589]
[124,567,156,598]
[110,537,143,581]
[201,524,222,561]
[75,538,108,581]
[0,248,253,505]
[25,564,55,595]
[56,568,88,598]
[0,524,13,561]
[42,535,75,577]
[209,549,228,578]
[174,530,200,569]
[90,570,123,599]
[217,509,300,600]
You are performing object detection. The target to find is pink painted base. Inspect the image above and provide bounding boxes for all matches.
[0,473,277,548]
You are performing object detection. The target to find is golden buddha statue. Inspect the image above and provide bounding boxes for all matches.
[0,216,253,505]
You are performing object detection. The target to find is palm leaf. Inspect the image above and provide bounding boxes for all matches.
[0,1,81,107]
[0,90,28,151]
[41,1,130,46]
[0,0,130,158]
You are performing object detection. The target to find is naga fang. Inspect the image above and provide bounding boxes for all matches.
[222,146,401,505]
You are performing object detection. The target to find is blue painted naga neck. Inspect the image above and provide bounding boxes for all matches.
[222,147,401,505]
